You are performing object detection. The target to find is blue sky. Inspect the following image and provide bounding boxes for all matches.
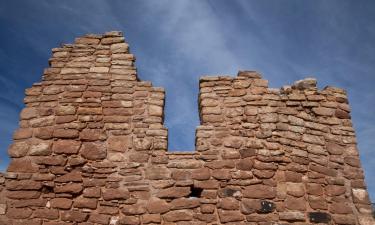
[0,0,374,201]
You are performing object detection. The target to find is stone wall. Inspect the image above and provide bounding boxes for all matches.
[0,31,373,225]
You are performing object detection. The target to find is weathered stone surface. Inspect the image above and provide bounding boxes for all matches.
[163,210,193,222]
[8,141,29,157]
[147,197,170,214]
[218,210,244,223]
[326,141,344,155]
[61,211,88,222]
[102,188,130,200]
[50,198,73,209]
[243,184,276,199]
[107,135,131,152]
[7,158,38,172]
[55,183,83,194]
[145,166,171,180]
[157,187,190,199]
[80,142,106,160]
[279,211,305,221]
[53,140,81,154]
[6,208,33,219]
[33,209,59,219]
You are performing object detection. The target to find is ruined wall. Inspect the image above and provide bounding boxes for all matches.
[0,31,373,225]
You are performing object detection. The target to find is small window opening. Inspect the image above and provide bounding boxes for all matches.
[189,185,203,198]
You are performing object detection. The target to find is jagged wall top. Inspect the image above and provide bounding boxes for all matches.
[0,31,373,225]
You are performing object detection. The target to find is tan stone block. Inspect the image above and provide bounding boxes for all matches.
[218,209,244,223]
[308,195,327,210]
[279,211,305,221]
[326,141,344,155]
[13,128,33,140]
[77,107,102,115]
[146,197,170,214]
[101,36,125,45]
[326,185,346,197]
[286,183,305,197]
[194,180,219,189]
[6,207,32,219]
[145,166,170,180]
[56,106,76,115]
[80,142,106,160]
[167,160,203,169]
[33,208,59,219]
[302,134,325,145]
[312,107,335,116]
[107,135,131,152]
[50,198,73,209]
[218,197,239,210]
[129,153,149,163]
[142,214,161,224]
[102,188,130,200]
[88,213,111,224]
[285,196,305,210]
[53,140,81,154]
[89,66,109,73]
[7,158,38,173]
[34,126,54,139]
[5,190,41,199]
[61,210,88,222]
[332,214,356,225]
[20,107,38,119]
[54,183,83,194]
[163,210,193,222]
[212,169,231,180]
[171,170,191,180]
[6,180,42,191]
[75,37,100,45]
[170,198,200,210]
[253,169,275,179]
[110,43,129,53]
[243,184,276,199]
[352,188,371,204]
[310,164,337,176]
[157,187,190,198]
[335,109,350,119]
[149,104,163,117]
[73,197,97,209]
[8,141,29,157]
[191,168,211,180]
[53,129,79,138]
[80,129,106,141]
[28,140,52,156]
[121,203,147,215]
[306,183,323,195]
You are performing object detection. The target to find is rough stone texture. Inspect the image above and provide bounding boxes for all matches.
[0,31,373,225]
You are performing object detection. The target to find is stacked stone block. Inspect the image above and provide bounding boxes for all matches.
[0,31,373,225]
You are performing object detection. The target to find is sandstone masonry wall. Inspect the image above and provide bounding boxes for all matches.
[0,31,373,225]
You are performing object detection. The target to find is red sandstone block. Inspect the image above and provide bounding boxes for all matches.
[243,184,276,199]
[61,210,88,222]
[6,208,32,219]
[50,198,73,209]
[33,208,59,220]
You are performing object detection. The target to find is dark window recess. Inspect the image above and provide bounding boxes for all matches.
[309,212,331,223]
[221,188,237,197]
[42,185,54,194]
[258,201,275,213]
[189,185,203,198]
